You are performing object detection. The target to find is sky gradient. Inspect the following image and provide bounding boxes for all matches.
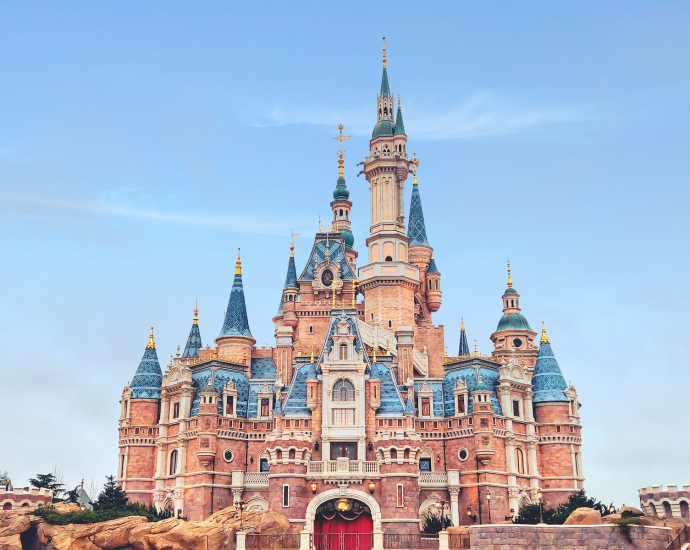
[1,2,689,506]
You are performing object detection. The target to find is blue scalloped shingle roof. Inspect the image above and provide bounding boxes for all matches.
[407,183,429,246]
[247,382,276,418]
[532,342,569,403]
[190,369,249,417]
[283,362,315,415]
[182,323,202,358]
[443,368,503,415]
[458,328,470,356]
[219,273,253,339]
[130,346,162,399]
[321,314,364,361]
[251,357,277,379]
[299,240,354,281]
[284,255,298,289]
[371,362,405,414]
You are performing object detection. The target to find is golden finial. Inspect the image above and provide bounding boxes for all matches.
[297,341,302,356]
[461,317,465,331]
[382,36,386,69]
[193,299,199,325]
[146,327,155,349]
[473,339,478,357]
[235,248,242,275]
[334,124,352,180]
[541,321,550,344]
[411,151,419,184]
[332,290,336,308]
[445,345,448,357]
[398,94,401,110]
[310,344,315,363]
[507,258,512,288]
[372,345,377,362]
[386,338,390,355]
[352,279,358,307]
[290,230,300,257]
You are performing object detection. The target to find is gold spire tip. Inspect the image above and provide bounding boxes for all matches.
[398,94,401,109]
[507,258,512,288]
[473,339,478,357]
[541,321,549,344]
[146,327,155,349]
[193,299,199,324]
[235,248,242,275]
[461,317,465,331]
[382,36,386,69]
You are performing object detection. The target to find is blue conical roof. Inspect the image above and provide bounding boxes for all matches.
[284,255,298,289]
[405,396,414,415]
[408,183,429,246]
[182,322,202,358]
[380,68,391,97]
[532,341,569,403]
[131,336,162,399]
[458,324,470,356]
[274,395,283,415]
[219,271,253,339]
[395,105,405,134]
[427,257,439,274]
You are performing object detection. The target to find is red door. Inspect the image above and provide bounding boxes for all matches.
[314,512,373,550]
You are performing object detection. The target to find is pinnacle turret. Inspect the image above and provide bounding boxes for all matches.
[532,325,569,403]
[458,318,470,356]
[407,169,429,246]
[219,250,253,339]
[182,302,202,358]
[130,328,162,399]
[395,95,405,135]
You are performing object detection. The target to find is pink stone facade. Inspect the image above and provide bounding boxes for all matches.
[0,487,53,510]
[116,44,585,535]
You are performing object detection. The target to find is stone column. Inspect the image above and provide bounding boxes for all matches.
[373,530,384,550]
[438,530,449,550]
[236,531,246,550]
[527,440,540,490]
[299,529,311,550]
[449,487,460,527]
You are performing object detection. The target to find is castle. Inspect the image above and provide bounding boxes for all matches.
[117,42,583,536]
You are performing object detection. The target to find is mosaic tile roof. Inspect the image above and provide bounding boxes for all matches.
[413,381,445,417]
[407,183,429,246]
[283,362,315,415]
[496,312,532,332]
[284,255,298,289]
[299,239,355,281]
[247,382,276,418]
[219,272,253,339]
[276,294,284,317]
[405,395,414,414]
[427,257,439,274]
[380,67,391,97]
[532,341,569,403]
[190,369,249,417]
[251,357,277,379]
[458,326,470,357]
[182,323,202,358]
[370,362,405,414]
[320,312,366,370]
[130,346,162,399]
[443,368,503,415]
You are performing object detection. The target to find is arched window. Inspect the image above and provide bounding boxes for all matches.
[385,256,393,262]
[339,344,348,360]
[276,449,283,460]
[384,107,388,116]
[663,502,672,518]
[309,325,314,334]
[435,280,439,290]
[428,280,432,290]
[289,449,295,460]
[333,379,355,401]
[390,448,397,460]
[515,448,525,475]
[169,450,178,475]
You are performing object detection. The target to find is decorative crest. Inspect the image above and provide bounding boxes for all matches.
[351,279,358,307]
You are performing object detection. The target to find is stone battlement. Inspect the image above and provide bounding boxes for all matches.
[639,484,690,494]
[639,484,690,520]
[0,487,53,497]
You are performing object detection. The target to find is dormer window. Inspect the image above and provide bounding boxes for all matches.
[339,344,348,361]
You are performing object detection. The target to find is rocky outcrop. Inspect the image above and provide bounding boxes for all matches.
[563,507,602,525]
[0,506,300,550]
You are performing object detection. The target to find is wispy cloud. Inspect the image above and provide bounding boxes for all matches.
[0,192,302,237]
[259,92,591,140]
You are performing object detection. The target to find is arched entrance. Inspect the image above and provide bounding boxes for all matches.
[314,498,373,550]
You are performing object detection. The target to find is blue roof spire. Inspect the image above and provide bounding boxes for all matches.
[182,301,202,358]
[395,95,405,134]
[407,159,429,246]
[219,249,253,339]
[284,245,298,290]
[458,318,470,356]
[532,323,569,403]
[130,328,162,399]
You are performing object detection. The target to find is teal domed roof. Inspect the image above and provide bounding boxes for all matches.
[496,312,533,332]
[504,287,518,295]
[333,177,349,200]
[372,119,395,138]
[339,228,354,249]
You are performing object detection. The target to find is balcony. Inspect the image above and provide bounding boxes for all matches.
[418,471,448,488]
[244,472,269,489]
[307,459,379,482]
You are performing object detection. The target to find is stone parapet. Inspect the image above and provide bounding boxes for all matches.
[468,524,671,550]
[639,484,690,519]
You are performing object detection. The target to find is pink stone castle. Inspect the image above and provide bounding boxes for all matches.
[117,41,584,536]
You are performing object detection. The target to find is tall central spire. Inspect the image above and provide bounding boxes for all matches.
[407,155,429,246]
[380,36,391,97]
[219,248,253,339]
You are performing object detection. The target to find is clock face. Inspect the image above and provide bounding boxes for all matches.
[321,269,334,287]
[512,338,523,349]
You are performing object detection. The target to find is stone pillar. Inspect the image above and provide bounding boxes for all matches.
[438,530,449,550]
[527,440,540,490]
[299,529,311,550]
[449,487,460,527]
[236,531,246,550]
[373,530,384,550]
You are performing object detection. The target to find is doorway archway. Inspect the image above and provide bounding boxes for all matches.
[314,499,373,550]
[305,488,382,533]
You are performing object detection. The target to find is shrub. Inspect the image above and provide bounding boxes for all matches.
[32,503,171,525]
[421,509,452,533]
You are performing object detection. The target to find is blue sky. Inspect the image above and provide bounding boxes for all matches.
[1,2,689,506]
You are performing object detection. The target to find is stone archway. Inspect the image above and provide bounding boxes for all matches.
[305,487,382,533]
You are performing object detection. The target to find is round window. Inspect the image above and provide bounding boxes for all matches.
[223,449,234,463]
[321,270,334,287]
[458,448,469,461]
[512,338,523,348]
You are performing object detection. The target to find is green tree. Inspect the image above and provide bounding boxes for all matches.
[421,509,452,533]
[93,476,128,511]
[551,490,613,524]
[29,473,65,502]
[513,502,556,525]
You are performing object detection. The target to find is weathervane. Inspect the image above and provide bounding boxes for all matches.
[334,124,352,180]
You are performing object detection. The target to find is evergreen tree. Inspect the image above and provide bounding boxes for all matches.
[29,473,65,502]
[93,476,128,511]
